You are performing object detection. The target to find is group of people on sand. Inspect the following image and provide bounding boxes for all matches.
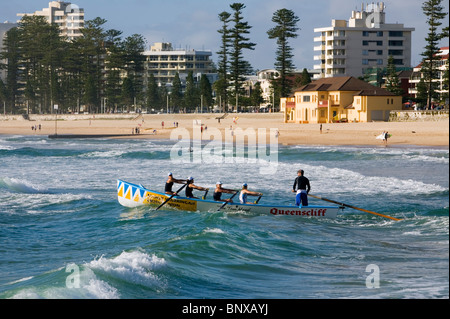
[164,168,312,207]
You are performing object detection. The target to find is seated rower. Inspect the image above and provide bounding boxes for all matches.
[213,181,236,202]
[185,177,208,199]
[239,183,262,204]
[165,172,187,195]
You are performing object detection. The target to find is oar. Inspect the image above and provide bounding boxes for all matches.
[202,189,209,200]
[254,194,263,204]
[155,183,187,211]
[217,191,238,211]
[309,194,402,221]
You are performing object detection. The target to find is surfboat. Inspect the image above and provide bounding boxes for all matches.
[117,180,343,219]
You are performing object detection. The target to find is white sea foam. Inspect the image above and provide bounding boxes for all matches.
[87,250,167,288]
[81,150,127,158]
[204,227,225,234]
[0,177,48,194]
[272,162,447,196]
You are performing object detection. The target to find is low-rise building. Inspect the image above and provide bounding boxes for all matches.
[284,76,402,123]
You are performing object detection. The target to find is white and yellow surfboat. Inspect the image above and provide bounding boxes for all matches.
[117,180,343,219]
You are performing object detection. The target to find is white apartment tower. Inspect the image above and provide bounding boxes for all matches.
[144,42,214,87]
[17,1,85,41]
[313,2,414,79]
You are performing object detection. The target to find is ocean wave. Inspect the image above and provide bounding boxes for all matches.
[0,177,48,194]
[5,250,167,299]
[88,250,167,288]
[269,162,447,197]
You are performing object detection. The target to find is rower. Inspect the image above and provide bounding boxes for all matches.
[185,177,208,199]
[292,169,311,207]
[165,172,187,195]
[213,181,236,202]
[239,183,262,204]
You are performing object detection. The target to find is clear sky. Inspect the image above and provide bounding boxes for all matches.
[1,0,448,71]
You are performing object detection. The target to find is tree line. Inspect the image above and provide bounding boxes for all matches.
[0,16,151,114]
[1,1,447,115]
[215,3,303,112]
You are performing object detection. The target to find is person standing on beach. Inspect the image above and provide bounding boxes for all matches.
[384,131,389,145]
[292,169,310,207]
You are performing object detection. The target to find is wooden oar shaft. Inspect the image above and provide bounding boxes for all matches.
[218,191,239,211]
[309,194,402,221]
[156,183,187,210]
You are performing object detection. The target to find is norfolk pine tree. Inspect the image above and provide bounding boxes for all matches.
[421,0,448,108]
[267,9,300,99]
[216,11,231,112]
[229,3,256,112]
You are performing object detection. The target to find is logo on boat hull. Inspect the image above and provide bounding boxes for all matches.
[269,208,327,217]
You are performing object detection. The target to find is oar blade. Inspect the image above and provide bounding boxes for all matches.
[309,194,402,221]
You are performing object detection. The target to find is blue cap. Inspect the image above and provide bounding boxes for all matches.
[242,183,248,187]
[168,172,173,176]
[188,176,194,181]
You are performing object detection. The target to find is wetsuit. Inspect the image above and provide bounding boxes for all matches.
[293,176,311,206]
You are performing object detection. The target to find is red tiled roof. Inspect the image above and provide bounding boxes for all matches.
[295,76,396,96]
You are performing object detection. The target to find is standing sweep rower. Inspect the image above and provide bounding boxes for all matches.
[292,169,311,207]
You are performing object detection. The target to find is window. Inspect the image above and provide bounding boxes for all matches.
[389,50,403,56]
[377,31,383,37]
[389,31,403,37]
[303,95,311,102]
[377,59,383,65]
[363,40,383,46]
[362,59,369,65]
[363,50,369,55]
[389,40,403,46]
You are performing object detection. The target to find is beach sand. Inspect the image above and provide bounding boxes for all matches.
[0,113,448,147]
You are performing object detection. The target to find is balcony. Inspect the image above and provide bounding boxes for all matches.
[314,64,325,70]
[314,45,325,51]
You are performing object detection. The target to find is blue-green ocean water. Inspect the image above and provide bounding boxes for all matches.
[0,135,448,299]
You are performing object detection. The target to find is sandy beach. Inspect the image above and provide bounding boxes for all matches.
[0,113,448,147]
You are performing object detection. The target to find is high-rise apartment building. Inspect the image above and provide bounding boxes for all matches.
[143,42,215,87]
[17,1,84,41]
[409,47,449,103]
[313,2,414,79]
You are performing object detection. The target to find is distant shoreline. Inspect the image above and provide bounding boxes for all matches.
[1,113,449,147]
